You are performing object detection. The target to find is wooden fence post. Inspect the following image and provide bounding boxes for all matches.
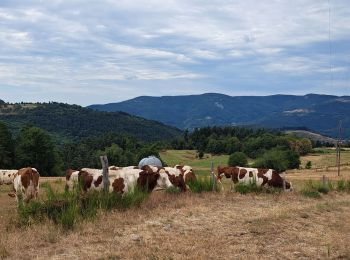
[211,161,216,191]
[322,175,326,187]
[282,172,286,191]
[100,155,110,192]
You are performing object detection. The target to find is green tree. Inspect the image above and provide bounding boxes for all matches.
[15,126,62,176]
[288,137,313,156]
[97,143,125,167]
[305,161,312,169]
[0,121,14,168]
[198,150,204,159]
[253,149,300,172]
[298,139,313,156]
[225,137,241,154]
[228,152,248,167]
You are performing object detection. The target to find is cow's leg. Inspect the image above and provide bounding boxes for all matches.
[218,179,224,192]
[230,182,235,192]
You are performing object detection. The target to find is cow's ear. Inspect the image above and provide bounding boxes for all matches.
[8,193,16,197]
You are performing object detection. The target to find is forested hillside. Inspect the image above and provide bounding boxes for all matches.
[0,102,181,142]
[0,101,334,176]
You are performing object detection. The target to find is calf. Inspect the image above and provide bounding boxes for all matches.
[0,170,18,185]
[8,167,40,202]
[216,166,292,191]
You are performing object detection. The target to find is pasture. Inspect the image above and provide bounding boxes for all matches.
[1,150,350,259]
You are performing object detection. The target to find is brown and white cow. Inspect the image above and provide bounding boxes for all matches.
[174,165,196,184]
[65,169,79,191]
[164,166,187,192]
[110,165,173,194]
[216,166,292,191]
[0,170,18,185]
[8,167,40,202]
[65,168,103,192]
[109,166,139,171]
[65,165,176,194]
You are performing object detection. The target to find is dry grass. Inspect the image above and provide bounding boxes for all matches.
[2,156,350,259]
[300,149,350,169]
[2,179,350,259]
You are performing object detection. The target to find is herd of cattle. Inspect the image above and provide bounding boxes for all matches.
[0,164,292,203]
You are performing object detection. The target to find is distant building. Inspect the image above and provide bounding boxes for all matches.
[138,155,162,168]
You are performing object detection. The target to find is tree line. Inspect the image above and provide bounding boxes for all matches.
[170,127,316,172]
[0,122,163,176]
[0,122,331,176]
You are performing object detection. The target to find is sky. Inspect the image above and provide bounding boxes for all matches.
[0,0,349,106]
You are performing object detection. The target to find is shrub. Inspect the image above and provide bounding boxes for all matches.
[198,150,204,159]
[228,152,248,167]
[188,177,218,193]
[302,190,321,198]
[317,186,329,194]
[337,180,346,191]
[234,181,262,194]
[301,180,332,198]
[253,148,300,172]
[233,180,282,195]
[336,180,350,192]
[165,186,181,194]
[305,161,312,169]
[17,184,148,230]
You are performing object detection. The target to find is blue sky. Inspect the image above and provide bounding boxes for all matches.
[0,0,349,105]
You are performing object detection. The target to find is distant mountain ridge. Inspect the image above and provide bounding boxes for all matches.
[89,93,350,138]
[0,102,181,142]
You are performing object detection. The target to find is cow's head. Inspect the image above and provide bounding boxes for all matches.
[138,166,160,191]
[216,166,235,181]
[216,166,224,181]
[270,170,293,191]
[154,169,174,190]
[285,181,293,191]
[183,166,197,183]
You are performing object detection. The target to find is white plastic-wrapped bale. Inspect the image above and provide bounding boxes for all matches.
[138,156,162,168]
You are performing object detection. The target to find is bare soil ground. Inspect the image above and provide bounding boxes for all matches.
[2,175,350,259]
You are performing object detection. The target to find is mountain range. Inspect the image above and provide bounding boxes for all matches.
[89,93,350,138]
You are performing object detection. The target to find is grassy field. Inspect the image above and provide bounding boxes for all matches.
[161,149,350,182]
[1,149,350,259]
[160,150,229,169]
[300,148,350,169]
[161,148,350,170]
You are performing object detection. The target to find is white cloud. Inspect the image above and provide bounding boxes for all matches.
[0,0,349,104]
